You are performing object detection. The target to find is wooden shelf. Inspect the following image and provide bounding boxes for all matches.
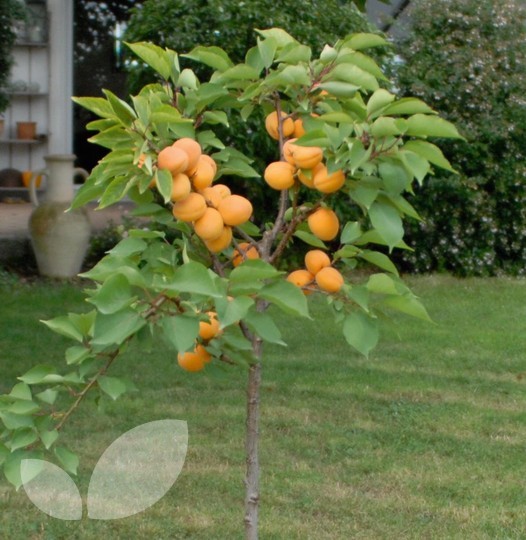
[7,92,48,97]
[0,138,47,145]
[14,41,47,48]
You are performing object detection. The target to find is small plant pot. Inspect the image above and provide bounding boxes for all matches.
[16,121,37,140]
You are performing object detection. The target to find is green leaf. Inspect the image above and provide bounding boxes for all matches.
[259,281,310,319]
[257,36,277,68]
[275,43,312,64]
[9,383,32,401]
[11,428,38,452]
[366,273,400,295]
[178,68,198,89]
[216,158,259,179]
[108,237,147,257]
[98,376,127,401]
[125,42,172,79]
[244,309,286,346]
[155,168,173,204]
[216,64,259,82]
[72,97,115,119]
[18,365,58,385]
[4,451,25,489]
[8,401,40,415]
[319,81,360,98]
[167,262,219,296]
[294,130,331,148]
[378,161,411,195]
[369,201,404,249]
[102,89,137,125]
[161,315,199,354]
[328,64,379,91]
[382,98,436,116]
[65,345,91,366]
[366,89,395,117]
[40,430,59,450]
[358,251,399,276]
[403,140,457,173]
[229,259,282,284]
[340,221,363,244]
[92,310,146,347]
[342,311,379,357]
[370,117,407,138]
[55,446,79,476]
[343,33,388,51]
[383,295,432,322]
[41,316,84,342]
[35,389,58,405]
[183,45,234,72]
[219,296,255,328]
[87,274,134,315]
[293,230,327,249]
[256,28,296,49]
[202,110,229,127]
[406,114,463,139]
[398,151,431,184]
[69,176,106,210]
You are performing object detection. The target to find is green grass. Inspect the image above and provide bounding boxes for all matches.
[1,274,525,539]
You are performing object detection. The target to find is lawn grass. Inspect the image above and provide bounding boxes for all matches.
[0,273,525,539]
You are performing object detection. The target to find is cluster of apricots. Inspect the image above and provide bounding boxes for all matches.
[177,310,223,372]
[263,112,341,242]
[287,249,344,295]
[155,137,253,253]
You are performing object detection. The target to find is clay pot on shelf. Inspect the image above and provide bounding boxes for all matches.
[28,154,91,278]
[16,121,37,140]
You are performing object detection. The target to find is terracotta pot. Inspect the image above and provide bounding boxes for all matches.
[16,121,37,140]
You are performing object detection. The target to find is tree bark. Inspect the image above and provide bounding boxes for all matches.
[244,339,262,540]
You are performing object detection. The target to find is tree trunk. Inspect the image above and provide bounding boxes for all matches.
[244,341,262,540]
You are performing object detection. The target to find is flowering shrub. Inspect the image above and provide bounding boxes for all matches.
[393,0,526,275]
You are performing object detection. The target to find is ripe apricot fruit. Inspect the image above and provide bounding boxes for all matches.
[211,183,231,199]
[178,344,211,372]
[232,242,259,267]
[307,207,340,241]
[313,165,346,193]
[218,194,253,226]
[304,249,331,275]
[265,111,294,140]
[315,266,344,293]
[293,118,306,138]
[201,186,222,208]
[200,154,217,175]
[157,145,189,174]
[170,172,192,202]
[198,311,221,341]
[287,269,315,294]
[172,192,207,222]
[191,156,215,190]
[172,137,202,172]
[194,207,225,241]
[204,226,232,252]
[264,161,296,190]
[283,138,298,165]
[298,163,324,189]
[291,146,323,170]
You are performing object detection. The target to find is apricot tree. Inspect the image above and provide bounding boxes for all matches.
[0,29,461,539]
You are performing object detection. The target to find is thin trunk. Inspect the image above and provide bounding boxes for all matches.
[244,339,262,540]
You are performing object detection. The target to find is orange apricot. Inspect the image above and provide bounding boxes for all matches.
[191,155,216,190]
[286,269,315,294]
[198,311,221,341]
[304,249,331,275]
[264,161,296,190]
[307,207,340,241]
[291,146,324,170]
[218,195,253,226]
[293,118,306,138]
[232,242,260,267]
[170,172,192,202]
[177,344,211,372]
[283,138,298,165]
[313,165,346,194]
[315,266,344,293]
[265,111,295,140]
[194,207,225,241]
[172,192,207,222]
[157,145,189,174]
[172,137,202,172]
[204,226,233,253]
